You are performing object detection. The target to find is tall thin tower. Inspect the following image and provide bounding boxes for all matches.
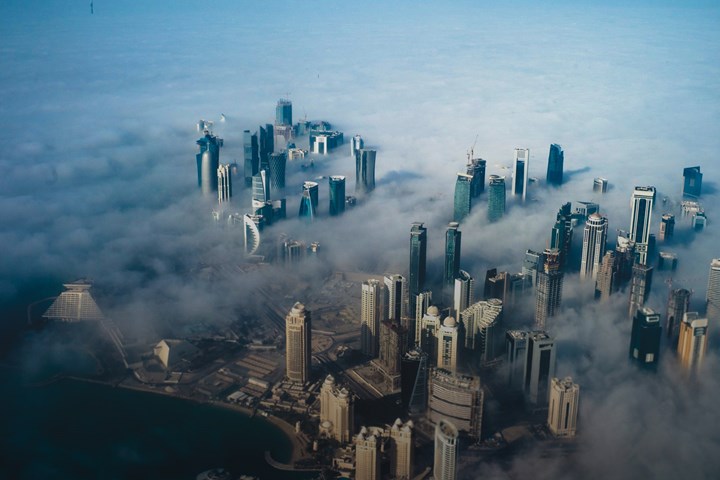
[409,223,427,316]
[444,223,461,289]
[512,148,529,202]
[706,258,720,325]
[361,279,386,358]
[433,420,459,480]
[580,213,608,281]
[535,249,563,329]
[629,186,655,265]
[285,302,311,383]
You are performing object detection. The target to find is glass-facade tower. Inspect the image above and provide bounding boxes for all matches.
[546,144,564,186]
[488,175,506,222]
[444,223,461,289]
[453,173,472,222]
[409,223,427,316]
[328,176,346,216]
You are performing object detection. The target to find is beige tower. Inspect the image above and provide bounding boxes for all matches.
[547,377,580,437]
[355,427,381,480]
[389,418,414,480]
[677,312,708,376]
[433,419,459,480]
[361,279,386,358]
[436,317,460,373]
[319,374,354,443]
[285,302,311,383]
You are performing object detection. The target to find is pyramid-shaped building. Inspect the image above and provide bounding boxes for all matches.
[43,281,104,322]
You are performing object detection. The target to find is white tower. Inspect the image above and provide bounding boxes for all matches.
[512,148,530,202]
[433,419,459,480]
[580,213,608,281]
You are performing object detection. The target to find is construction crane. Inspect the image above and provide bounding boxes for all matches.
[467,134,479,164]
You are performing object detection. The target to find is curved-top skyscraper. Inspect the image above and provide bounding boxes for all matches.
[433,419,459,480]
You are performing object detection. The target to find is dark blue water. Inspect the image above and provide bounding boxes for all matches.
[0,367,314,480]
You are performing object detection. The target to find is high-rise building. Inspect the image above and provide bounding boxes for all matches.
[409,223,427,315]
[196,130,223,194]
[217,164,232,204]
[453,173,473,222]
[550,203,573,270]
[580,213,608,281]
[252,169,270,206]
[444,223,461,290]
[401,347,428,414]
[329,176,346,216]
[285,302,311,383]
[384,274,408,322]
[615,235,637,285]
[628,263,653,320]
[593,177,608,193]
[692,212,707,231]
[594,250,618,300]
[453,270,474,316]
[512,148,530,202]
[258,124,274,171]
[487,175,506,222]
[355,427,381,480]
[428,369,483,439]
[659,214,675,242]
[268,152,287,193]
[629,307,661,371]
[629,186,655,265]
[319,375,354,443]
[284,239,306,265]
[433,420,459,480]
[573,201,599,222]
[389,418,414,480]
[414,291,433,343]
[522,249,544,286]
[547,377,579,437]
[243,214,263,255]
[378,321,406,391]
[351,134,364,157]
[683,166,702,198]
[298,181,319,221]
[546,144,564,186]
[436,317,460,373]
[666,288,691,346]
[706,259,720,325]
[677,312,708,376]
[418,306,442,360]
[243,130,259,186]
[309,130,344,155]
[355,149,376,194]
[657,252,678,271]
[523,331,556,408]
[460,299,503,364]
[275,98,292,126]
[466,158,486,197]
[361,279,386,358]
[535,249,563,329]
[483,269,506,302]
[506,330,528,391]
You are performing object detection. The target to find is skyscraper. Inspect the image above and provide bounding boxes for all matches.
[506,330,528,391]
[401,347,428,414]
[328,175,346,216]
[523,331,556,408]
[487,175,506,222]
[547,377,579,437]
[550,203,573,270]
[428,369,483,439]
[243,214,262,256]
[384,274,407,322]
[298,181,319,221]
[593,177,608,193]
[535,249,563,329]
[629,186,655,265]
[285,302,311,383]
[355,149,376,194]
[436,317,460,373]
[252,169,270,206]
[546,144,564,186]
[512,148,529,202]
[268,152,287,193]
[418,306,441,359]
[628,263,653,320]
[217,164,232,204]
[351,134,364,156]
[466,158,486,197]
[453,270,474,316]
[677,312,708,376]
[196,130,223,194]
[243,130,259,186]
[659,214,675,242]
[522,249,544,286]
[355,427,381,480]
[594,250,618,300]
[683,166,702,198]
[666,288,691,346]
[42,281,105,322]
[460,299,503,363]
[378,320,406,388]
[706,259,720,326]
[258,124,274,171]
[319,375,354,443]
[629,307,661,371]
[453,173,473,222]
[275,98,292,126]
[389,419,414,480]
[414,291,432,343]
[433,420,459,480]
[580,213,608,281]
[409,223,427,316]
[361,279,386,358]
[444,223,461,289]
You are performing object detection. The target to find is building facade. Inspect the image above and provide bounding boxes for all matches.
[409,223,427,315]
[453,173,473,222]
[524,331,556,407]
[355,149,377,194]
[512,148,529,202]
[428,369,483,439]
[361,279,386,358]
[629,186,655,265]
[329,175,346,216]
[547,377,579,437]
[580,213,608,281]
[433,420,459,480]
[444,223,462,290]
[319,375,354,443]
[285,302,311,383]
[629,307,661,371]
[546,144,564,186]
[535,249,563,329]
[677,312,708,376]
[487,175,506,222]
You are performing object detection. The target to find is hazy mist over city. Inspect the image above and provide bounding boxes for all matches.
[1,1,720,478]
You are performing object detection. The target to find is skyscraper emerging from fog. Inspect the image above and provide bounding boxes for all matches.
[629,186,655,265]
[659,214,675,242]
[706,259,720,326]
[355,149,376,194]
[546,144,564,186]
[666,288,691,346]
[444,223,461,289]
[252,170,270,206]
[628,263,653,320]
[409,223,427,316]
[275,98,292,126]
[351,134,364,156]
[259,124,274,171]
[268,152,287,193]
[298,181,319,221]
[453,173,472,222]
[466,158,486,197]
[488,175,506,222]
[594,251,618,300]
[433,420,459,480]
[328,176,346,216]
[217,164,232,204]
[243,130,259,186]
[524,331,556,408]
[683,166,702,198]
[361,279,386,358]
[580,213,608,281]
[512,148,529,202]
[453,270,474,316]
[535,249,563,329]
[286,302,311,383]
[550,203,573,270]
[547,377,579,437]
[629,307,661,371]
[677,312,708,376]
[196,130,223,195]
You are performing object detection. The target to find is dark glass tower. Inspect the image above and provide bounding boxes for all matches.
[682,166,702,198]
[444,223,461,289]
[550,203,573,270]
[268,152,287,193]
[298,181,319,221]
[259,124,274,171]
[666,288,691,347]
[487,175,506,222]
[535,249,563,329]
[275,99,292,126]
[453,173,472,222]
[355,149,376,194]
[546,144,564,186]
[328,176,346,216]
[196,130,223,193]
[466,158,486,197]
[628,263,653,320]
[629,307,661,371]
[409,223,427,316]
[243,130,259,187]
